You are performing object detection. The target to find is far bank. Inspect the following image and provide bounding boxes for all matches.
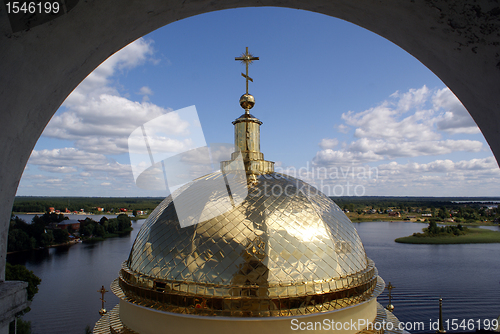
[395,226,500,244]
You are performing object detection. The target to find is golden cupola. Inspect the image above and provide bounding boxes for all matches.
[94,47,401,334]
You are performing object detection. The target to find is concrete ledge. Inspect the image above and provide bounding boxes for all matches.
[0,281,29,328]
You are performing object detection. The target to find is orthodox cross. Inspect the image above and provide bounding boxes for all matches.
[235,47,259,94]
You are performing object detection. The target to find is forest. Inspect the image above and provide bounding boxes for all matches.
[8,212,133,252]
[12,196,163,214]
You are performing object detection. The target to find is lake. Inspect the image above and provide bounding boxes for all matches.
[7,221,500,333]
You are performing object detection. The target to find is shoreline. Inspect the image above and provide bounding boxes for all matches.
[13,212,149,220]
[395,228,500,244]
[14,212,135,216]
[7,227,136,254]
[7,239,80,255]
[346,215,499,226]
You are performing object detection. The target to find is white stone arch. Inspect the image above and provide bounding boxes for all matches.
[1,0,499,329]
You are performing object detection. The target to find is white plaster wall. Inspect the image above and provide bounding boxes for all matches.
[0,281,29,334]
[119,298,378,334]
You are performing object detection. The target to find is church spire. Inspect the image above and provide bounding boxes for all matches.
[235,47,258,114]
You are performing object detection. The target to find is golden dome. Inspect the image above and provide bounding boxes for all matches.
[95,48,399,334]
[112,46,382,320]
[117,171,382,317]
[94,48,401,334]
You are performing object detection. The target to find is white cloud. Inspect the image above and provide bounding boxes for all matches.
[455,157,499,170]
[391,86,430,112]
[138,86,153,96]
[137,86,154,102]
[385,158,498,176]
[21,174,45,180]
[39,166,78,173]
[23,38,169,195]
[304,85,499,196]
[314,86,485,166]
[294,156,500,197]
[350,138,482,157]
[319,138,338,149]
[28,148,132,180]
[341,86,439,142]
[314,138,482,165]
[373,157,500,191]
[45,179,63,183]
[29,148,108,167]
[335,124,349,134]
[42,38,170,155]
[63,38,156,106]
[432,87,480,134]
[45,95,177,154]
[339,86,478,141]
[313,148,383,164]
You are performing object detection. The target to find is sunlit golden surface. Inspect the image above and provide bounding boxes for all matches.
[116,172,380,317]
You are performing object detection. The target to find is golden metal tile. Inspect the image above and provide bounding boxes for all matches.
[117,172,379,317]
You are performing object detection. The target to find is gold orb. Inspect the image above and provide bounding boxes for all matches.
[386,304,394,312]
[239,94,255,110]
[99,308,107,316]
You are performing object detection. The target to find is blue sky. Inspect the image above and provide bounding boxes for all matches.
[17,7,500,197]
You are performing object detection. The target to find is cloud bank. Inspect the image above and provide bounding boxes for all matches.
[314,86,484,166]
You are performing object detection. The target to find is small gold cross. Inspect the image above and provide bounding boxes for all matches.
[235,47,259,94]
[98,285,108,308]
[386,282,395,312]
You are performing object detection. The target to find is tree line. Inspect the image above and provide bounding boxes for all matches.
[12,196,163,214]
[8,213,133,252]
[333,196,500,223]
[78,214,132,241]
[8,214,70,252]
[332,196,500,210]
[412,221,468,238]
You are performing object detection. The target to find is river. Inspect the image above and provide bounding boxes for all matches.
[6,220,500,333]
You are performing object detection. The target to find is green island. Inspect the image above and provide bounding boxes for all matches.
[8,196,162,252]
[395,221,500,244]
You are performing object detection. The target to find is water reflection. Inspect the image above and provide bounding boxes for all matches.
[7,220,145,334]
[6,220,500,334]
[355,222,500,333]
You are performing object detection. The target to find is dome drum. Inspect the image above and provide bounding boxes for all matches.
[220,159,274,175]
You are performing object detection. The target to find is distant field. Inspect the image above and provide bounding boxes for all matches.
[345,212,497,225]
[12,196,163,214]
[346,213,407,222]
[395,228,500,244]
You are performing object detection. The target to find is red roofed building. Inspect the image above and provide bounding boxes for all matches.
[57,220,81,230]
